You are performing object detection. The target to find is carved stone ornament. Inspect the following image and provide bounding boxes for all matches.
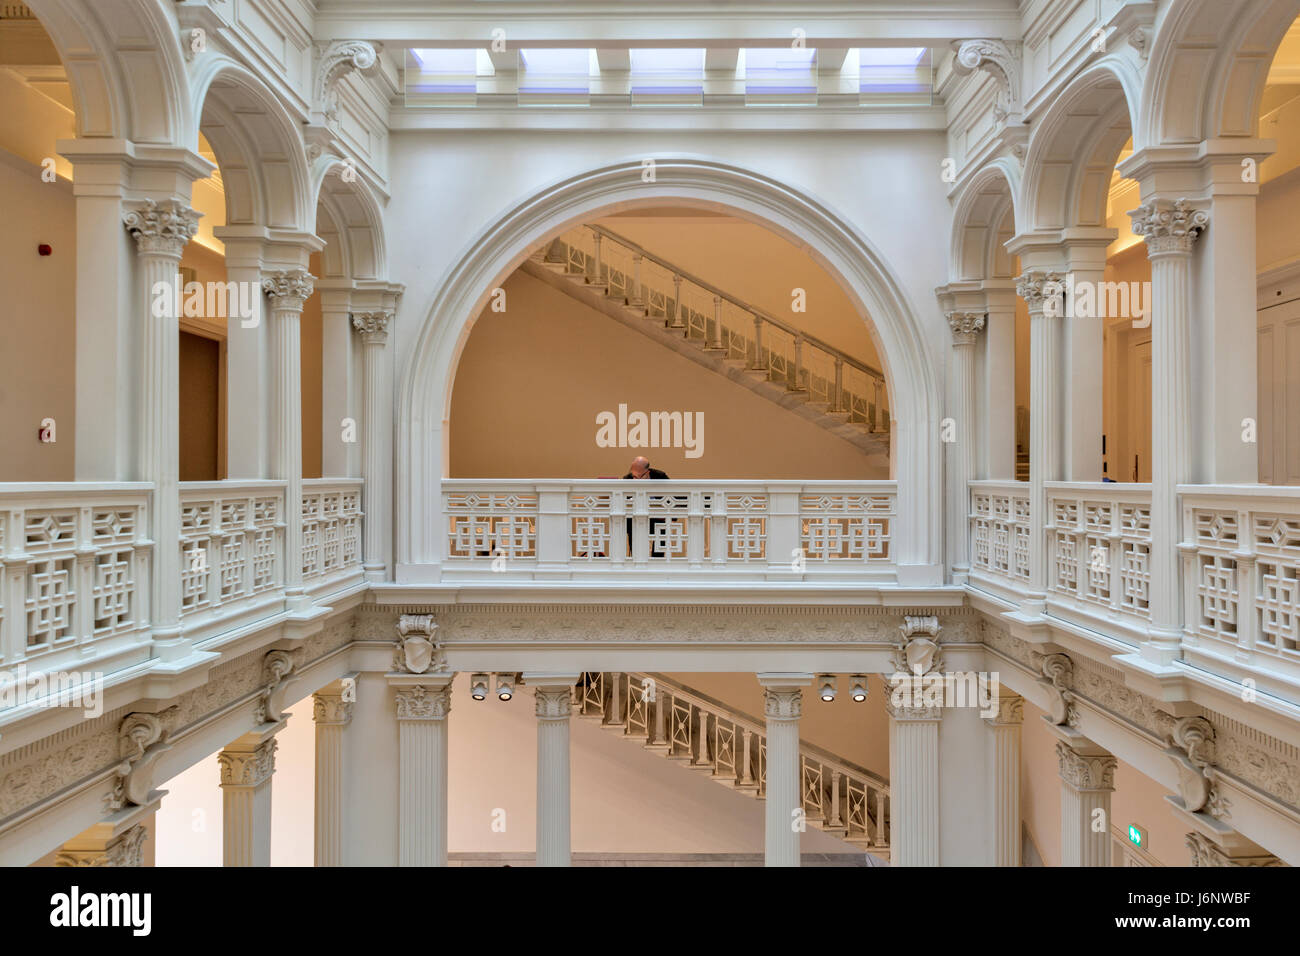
[895,615,943,676]
[107,709,177,811]
[1164,716,1227,818]
[1129,199,1209,256]
[534,687,573,720]
[987,692,1024,726]
[1056,741,1116,791]
[393,613,446,674]
[316,40,382,122]
[218,738,278,788]
[122,199,200,258]
[395,684,451,720]
[1037,652,1077,726]
[764,687,803,721]
[261,270,316,307]
[1185,832,1283,868]
[951,39,1022,123]
[352,310,393,340]
[946,311,986,344]
[313,693,353,726]
[254,649,299,725]
[1016,270,1065,315]
[55,824,148,868]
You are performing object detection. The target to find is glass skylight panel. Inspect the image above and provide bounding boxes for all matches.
[406,48,480,107]
[743,47,817,105]
[858,47,933,107]
[629,47,704,106]
[518,47,593,105]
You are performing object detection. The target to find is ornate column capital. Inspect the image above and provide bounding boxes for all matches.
[262,269,315,311]
[946,310,986,345]
[395,683,451,720]
[763,686,803,720]
[883,694,943,721]
[352,309,393,343]
[313,692,354,726]
[1016,270,1065,316]
[535,686,573,720]
[984,691,1024,726]
[1055,740,1116,792]
[1128,198,1209,257]
[950,39,1022,123]
[218,738,278,788]
[1185,831,1283,867]
[55,824,148,868]
[122,199,200,259]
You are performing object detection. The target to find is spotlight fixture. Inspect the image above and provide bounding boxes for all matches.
[496,672,515,701]
[850,675,868,702]
[470,673,489,700]
[817,674,837,702]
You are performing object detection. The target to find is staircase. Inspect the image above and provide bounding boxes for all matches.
[574,672,891,861]
[524,225,891,464]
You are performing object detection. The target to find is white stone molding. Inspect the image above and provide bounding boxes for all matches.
[393,613,445,674]
[254,648,300,725]
[1164,716,1227,819]
[1185,832,1284,867]
[951,39,1023,123]
[1129,198,1210,258]
[315,40,382,123]
[108,710,177,810]
[1037,652,1077,726]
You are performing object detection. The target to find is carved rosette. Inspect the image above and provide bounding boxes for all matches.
[534,687,573,720]
[946,311,986,346]
[1185,832,1283,868]
[395,684,451,720]
[1056,742,1116,792]
[316,40,382,122]
[393,613,445,674]
[122,199,200,259]
[218,739,278,788]
[764,687,803,721]
[1129,199,1209,257]
[951,39,1022,122]
[55,825,148,868]
[1016,270,1065,316]
[313,693,354,726]
[1164,716,1226,818]
[1037,652,1077,726]
[261,270,315,312]
[352,310,393,344]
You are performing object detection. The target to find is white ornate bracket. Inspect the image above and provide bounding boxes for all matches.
[255,649,299,724]
[107,710,177,810]
[1037,652,1077,726]
[894,615,943,676]
[951,39,1023,124]
[315,40,382,124]
[1164,716,1228,819]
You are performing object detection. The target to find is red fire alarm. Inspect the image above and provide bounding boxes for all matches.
[38,244,52,256]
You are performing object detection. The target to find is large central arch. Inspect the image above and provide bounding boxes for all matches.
[396,157,943,583]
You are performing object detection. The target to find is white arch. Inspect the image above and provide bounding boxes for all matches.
[395,157,944,581]
[312,157,388,281]
[949,158,1021,283]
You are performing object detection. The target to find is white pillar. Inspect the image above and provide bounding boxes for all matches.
[1129,200,1209,665]
[313,677,355,866]
[758,673,810,867]
[318,285,359,478]
[218,722,283,867]
[1055,737,1115,867]
[217,231,271,479]
[391,675,452,867]
[123,199,200,660]
[946,311,985,581]
[262,271,314,607]
[526,674,579,867]
[1059,239,1111,481]
[981,285,1017,480]
[984,691,1023,866]
[885,695,942,866]
[354,311,394,581]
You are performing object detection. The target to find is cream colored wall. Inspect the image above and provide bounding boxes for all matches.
[1102,244,1154,482]
[449,270,884,479]
[1020,699,1061,866]
[593,213,880,368]
[1111,757,1188,866]
[1259,165,1300,271]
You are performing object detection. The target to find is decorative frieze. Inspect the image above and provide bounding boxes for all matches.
[1129,199,1209,256]
[122,199,200,258]
[395,684,451,720]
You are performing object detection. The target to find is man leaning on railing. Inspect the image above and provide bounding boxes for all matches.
[624,456,669,557]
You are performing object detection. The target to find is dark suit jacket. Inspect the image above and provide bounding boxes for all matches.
[623,469,670,479]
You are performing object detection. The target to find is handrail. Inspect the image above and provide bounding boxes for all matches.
[587,224,885,383]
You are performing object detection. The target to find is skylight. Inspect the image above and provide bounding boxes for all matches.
[628,48,705,74]
[858,47,927,68]
[742,47,817,105]
[519,48,592,74]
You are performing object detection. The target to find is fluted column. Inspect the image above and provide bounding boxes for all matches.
[122,200,200,659]
[1056,739,1116,867]
[983,691,1024,866]
[1016,271,1065,615]
[313,678,355,866]
[885,695,942,866]
[392,676,452,866]
[1129,199,1209,664]
[262,270,315,608]
[946,311,986,582]
[759,674,811,867]
[526,675,579,866]
[353,311,394,580]
[219,723,284,867]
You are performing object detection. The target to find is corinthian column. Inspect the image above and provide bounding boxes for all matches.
[1056,738,1116,867]
[262,270,315,608]
[122,199,200,659]
[758,674,810,867]
[1015,271,1065,615]
[946,311,986,582]
[392,676,452,866]
[885,694,942,866]
[526,675,579,867]
[983,690,1024,866]
[218,723,284,867]
[353,311,394,580]
[313,678,355,866]
[1129,199,1209,664]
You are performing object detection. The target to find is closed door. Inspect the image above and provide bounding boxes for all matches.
[1258,299,1300,485]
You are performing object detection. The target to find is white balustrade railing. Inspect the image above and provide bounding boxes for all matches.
[0,483,152,674]
[1045,482,1152,639]
[301,478,364,591]
[969,481,1031,591]
[1180,485,1300,685]
[581,672,890,851]
[443,480,898,581]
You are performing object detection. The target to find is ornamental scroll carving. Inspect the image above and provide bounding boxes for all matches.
[1164,716,1228,819]
[1037,652,1078,727]
[951,39,1022,123]
[254,649,300,725]
[393,614,446,674]
[106,709,178,811]
[315,40,382,122]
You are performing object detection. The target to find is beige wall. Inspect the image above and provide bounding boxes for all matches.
[179,332,220,481]
[450,270,884,479]
[1020,698,1062,865]
[301,251,324,479]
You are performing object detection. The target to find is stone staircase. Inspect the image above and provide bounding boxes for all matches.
[574,672,891,861]
[524,225,891,467]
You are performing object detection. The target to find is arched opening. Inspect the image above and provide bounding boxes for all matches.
[398,158,942,580]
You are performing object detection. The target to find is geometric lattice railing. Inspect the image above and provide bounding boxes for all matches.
[578,671,890,856]
[443,480,898,581]
[969,481,1031,590]
[302,478,364,590]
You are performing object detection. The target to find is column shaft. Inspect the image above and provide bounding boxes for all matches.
[219,727,281,867]
[313,680,354,866]
[759,675,810,867]
[1056,740,1116,867]
[393,680,451,866]
[531,681,575,867]
[887,702,941,866]
[985,693,1024,866]
[354,313,394,580]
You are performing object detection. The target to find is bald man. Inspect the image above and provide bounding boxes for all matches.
[623,457,669,556]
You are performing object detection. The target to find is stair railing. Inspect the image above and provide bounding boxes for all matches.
[544,226,890,431]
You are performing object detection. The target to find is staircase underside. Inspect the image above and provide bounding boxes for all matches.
[521,258,891,469]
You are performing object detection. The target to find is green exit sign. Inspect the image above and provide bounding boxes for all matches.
[1127,824,1147,848]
